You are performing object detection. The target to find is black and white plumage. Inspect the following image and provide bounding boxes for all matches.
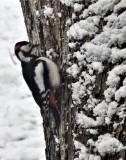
[14,41,60,126]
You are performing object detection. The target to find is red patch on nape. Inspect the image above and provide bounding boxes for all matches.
[14,45,22,51]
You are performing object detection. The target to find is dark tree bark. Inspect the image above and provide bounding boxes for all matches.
[20,0,126,160]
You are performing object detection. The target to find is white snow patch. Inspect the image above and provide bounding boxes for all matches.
[82,0,119,18]
[114,0,126,13]
[76,112,104,128]
[66,64,80,78]
[72,13,77,20]
[36,10,40,17]
[67,17,100,40]
[81,43,111,62]
[74,140,101,160]
[88,134,125,157]
[110,48,126,63]
[43,6,54,18]
[73,51,85,62]
[74,3,83,12]
[107,101,118,118]
[92,26,126,48]
[68,42,77,49]
[60,0,74,7]
[93,101,108,117]
[104,88,116,102]
[46,48,58,59]
[86,129,98,135]
[57,12,62,18]
[71,81,86,104]
[107,65,126,88]
[74,140,88,160]
[91,61,104,73]
[115,86,126,102]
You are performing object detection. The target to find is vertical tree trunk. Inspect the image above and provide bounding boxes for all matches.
[20,0,126,160]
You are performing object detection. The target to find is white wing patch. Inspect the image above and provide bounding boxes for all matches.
[37,57,60,87]
[34,62,45,93]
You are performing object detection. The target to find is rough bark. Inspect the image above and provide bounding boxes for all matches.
[20,0,126,160]
[20,1,72,160]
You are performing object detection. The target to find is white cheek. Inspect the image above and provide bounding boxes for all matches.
[20,44,31,52]
[34,62,45,93]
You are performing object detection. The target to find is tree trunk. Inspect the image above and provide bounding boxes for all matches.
[20,0,126,160]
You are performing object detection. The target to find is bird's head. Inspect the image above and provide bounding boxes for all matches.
[14,41,39,57]
[14,41,31,57]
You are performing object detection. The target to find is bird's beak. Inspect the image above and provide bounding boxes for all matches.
[32,44,40,49]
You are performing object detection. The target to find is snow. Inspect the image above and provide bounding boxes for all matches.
[46,48,58,59]
[43,6,54,19]
[93,101,108,117]
[80,43,111,62]
[87,134,125,157]
[74,140,101,160]
[82,0,119,18]
[76,112,103,128]
[60,0,74,7]
[68,42,77,49]
[72,13,77,20]
[61,0,126,158]
[36,10,40,17]
[66,64,80,78]
[57,12,62,18]
[69,72,95,105]
[106,65,126,88]
[93,27,126,48]
[73,51,85,65]
[67,17,100,40]
[91,61,104,73]
[114,0,126,13]
[71,81,86,104]
[74,140,88,160]
[115,86,126,102]
[110,48,126,63]
[86,129,98,135]
[74,3,83,12]
[107,101,118,118]
[0,1,45,160]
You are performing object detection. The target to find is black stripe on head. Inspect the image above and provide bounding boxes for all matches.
[15,41,29,47]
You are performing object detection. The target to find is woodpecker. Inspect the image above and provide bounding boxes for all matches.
[14,41,60,126]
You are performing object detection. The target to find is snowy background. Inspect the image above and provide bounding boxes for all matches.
[0,1,45,160]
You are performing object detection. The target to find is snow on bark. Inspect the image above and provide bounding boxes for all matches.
[87,134,125,157]
[61,0,126,159]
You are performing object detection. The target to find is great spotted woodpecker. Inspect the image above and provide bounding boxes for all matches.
[14,41,60,126]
